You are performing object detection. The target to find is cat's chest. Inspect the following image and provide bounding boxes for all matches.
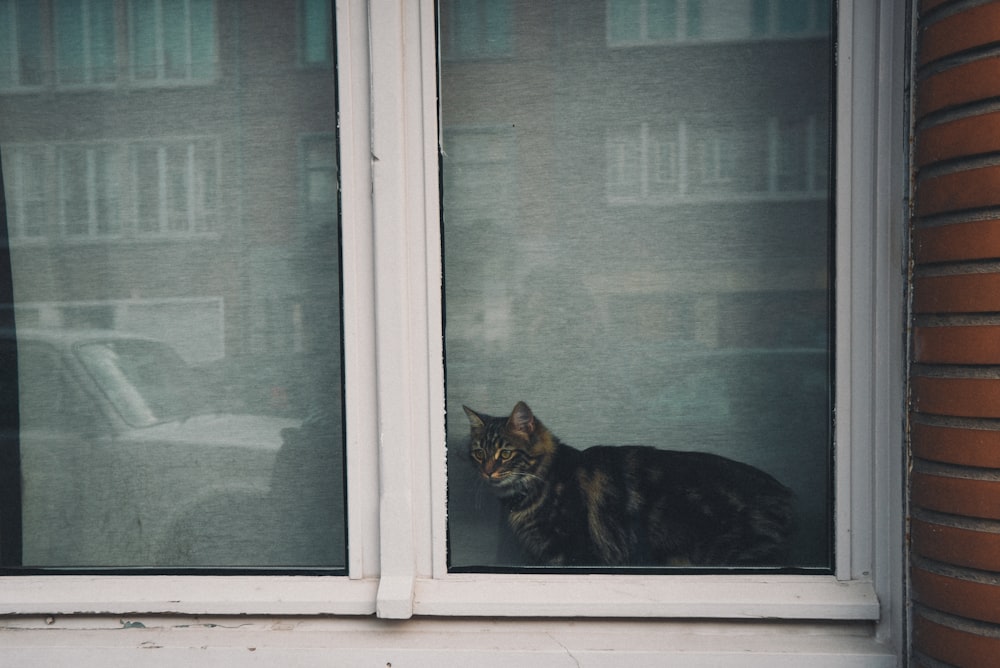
[507,481,584,536]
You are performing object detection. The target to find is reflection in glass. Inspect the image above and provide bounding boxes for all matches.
[0,1,344,570]
[443,0,833,571]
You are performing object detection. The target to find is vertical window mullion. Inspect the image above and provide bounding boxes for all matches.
[185,142,196,232]
[86,148,97,235]
[369,0,418,618]
[157,145,168,232]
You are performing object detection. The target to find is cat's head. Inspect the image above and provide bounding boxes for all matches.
[462,401,555,498]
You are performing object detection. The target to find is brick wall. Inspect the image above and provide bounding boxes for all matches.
[911,1,1000,665]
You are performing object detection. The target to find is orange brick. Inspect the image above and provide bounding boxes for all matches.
[916,112,1000,167]
[914,612,1000,668]
[912,518,1000,572]
[914,325,1000,364]
[914,219,1000,264]
[913,376,1000,418]
[919,4,1000,66]
[912,421,1000,469]
[912,472,1000,520]
[916,57,1000,119]
[914,273,1000,313]
[912,567,1000,625]
[917,165,1000,218]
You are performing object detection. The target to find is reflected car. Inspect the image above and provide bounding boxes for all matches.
[7,329,343,569]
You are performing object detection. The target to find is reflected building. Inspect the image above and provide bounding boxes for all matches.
[1,0,338,377]
[441,0,834,569]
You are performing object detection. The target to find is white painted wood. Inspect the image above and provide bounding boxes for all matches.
[336,0,380,582]
[0,0,910,661]
[369,0,417,619]
[0,576,378,616]
[411,0,904,627]
[413,575,880,620]
[0,617,899,666]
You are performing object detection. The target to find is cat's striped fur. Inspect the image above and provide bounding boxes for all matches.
[464,401,795,567]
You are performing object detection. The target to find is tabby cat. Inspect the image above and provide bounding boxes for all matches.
[463,401,795,567]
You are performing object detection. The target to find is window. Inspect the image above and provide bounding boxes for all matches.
[608,0,702,45]
[300,0,333,66]
[0,0,44,88]
[57,144,123,237]
[752,0,830,38]
[302,134,338,227]
[1,146,49,239]
[769,114,829,196]
[439,0,512,60]
[0,0,906,661]
[606,122,683,201]
[1,1,344,572]
[55,0,117,85]
[130,0,216,82]
[131,139,218,235]
[444,0,833,573]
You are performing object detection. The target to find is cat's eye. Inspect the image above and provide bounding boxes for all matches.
[499,449,514,461]
[471,448,485,462]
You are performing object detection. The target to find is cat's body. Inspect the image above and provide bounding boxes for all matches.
[463,401,795,567]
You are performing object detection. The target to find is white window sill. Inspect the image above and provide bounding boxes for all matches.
[0,576,378,616]
[414,574,879,619]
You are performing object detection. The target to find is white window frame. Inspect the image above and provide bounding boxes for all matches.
[0,0,907,658]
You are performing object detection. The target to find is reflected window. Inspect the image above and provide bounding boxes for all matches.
[55,0,117,84]
[0,0,44,87]
[443,0,833,572]
[131,139,218,235]
[300,0,333,66]
[752,0,830,38]
[58,144,123,236]
[607,123,683,201]
[1,146,49,239]
[769,115,828,196]
[302,134,338,227]
[608,0,702,45]
[440,0,513,60]
[131,0,216,81]
[0,1,344,571]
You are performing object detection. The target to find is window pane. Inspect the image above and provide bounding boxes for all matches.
[0,2,345,571]
[131,0,215,82]
[442,0,513,59]
[3,0,45,86]
[301,0,332,65]
[56,0,87,84]
[442,0,833,571]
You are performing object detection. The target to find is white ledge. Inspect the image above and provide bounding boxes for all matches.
[413,574,880,620]
[0,576,378,616]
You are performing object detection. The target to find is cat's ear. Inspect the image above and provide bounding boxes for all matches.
[463,405,485,430]
[508,401,536,438]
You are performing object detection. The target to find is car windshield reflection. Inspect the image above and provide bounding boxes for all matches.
[75,339,218,427]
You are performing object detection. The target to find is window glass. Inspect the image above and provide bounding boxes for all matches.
[441,0,513,60]
[442,0,833,571]
[55,0,117,85]
[0,1,344,571]
[131,0,215,82]
[301,0,333,66]
[0,0,44,87]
